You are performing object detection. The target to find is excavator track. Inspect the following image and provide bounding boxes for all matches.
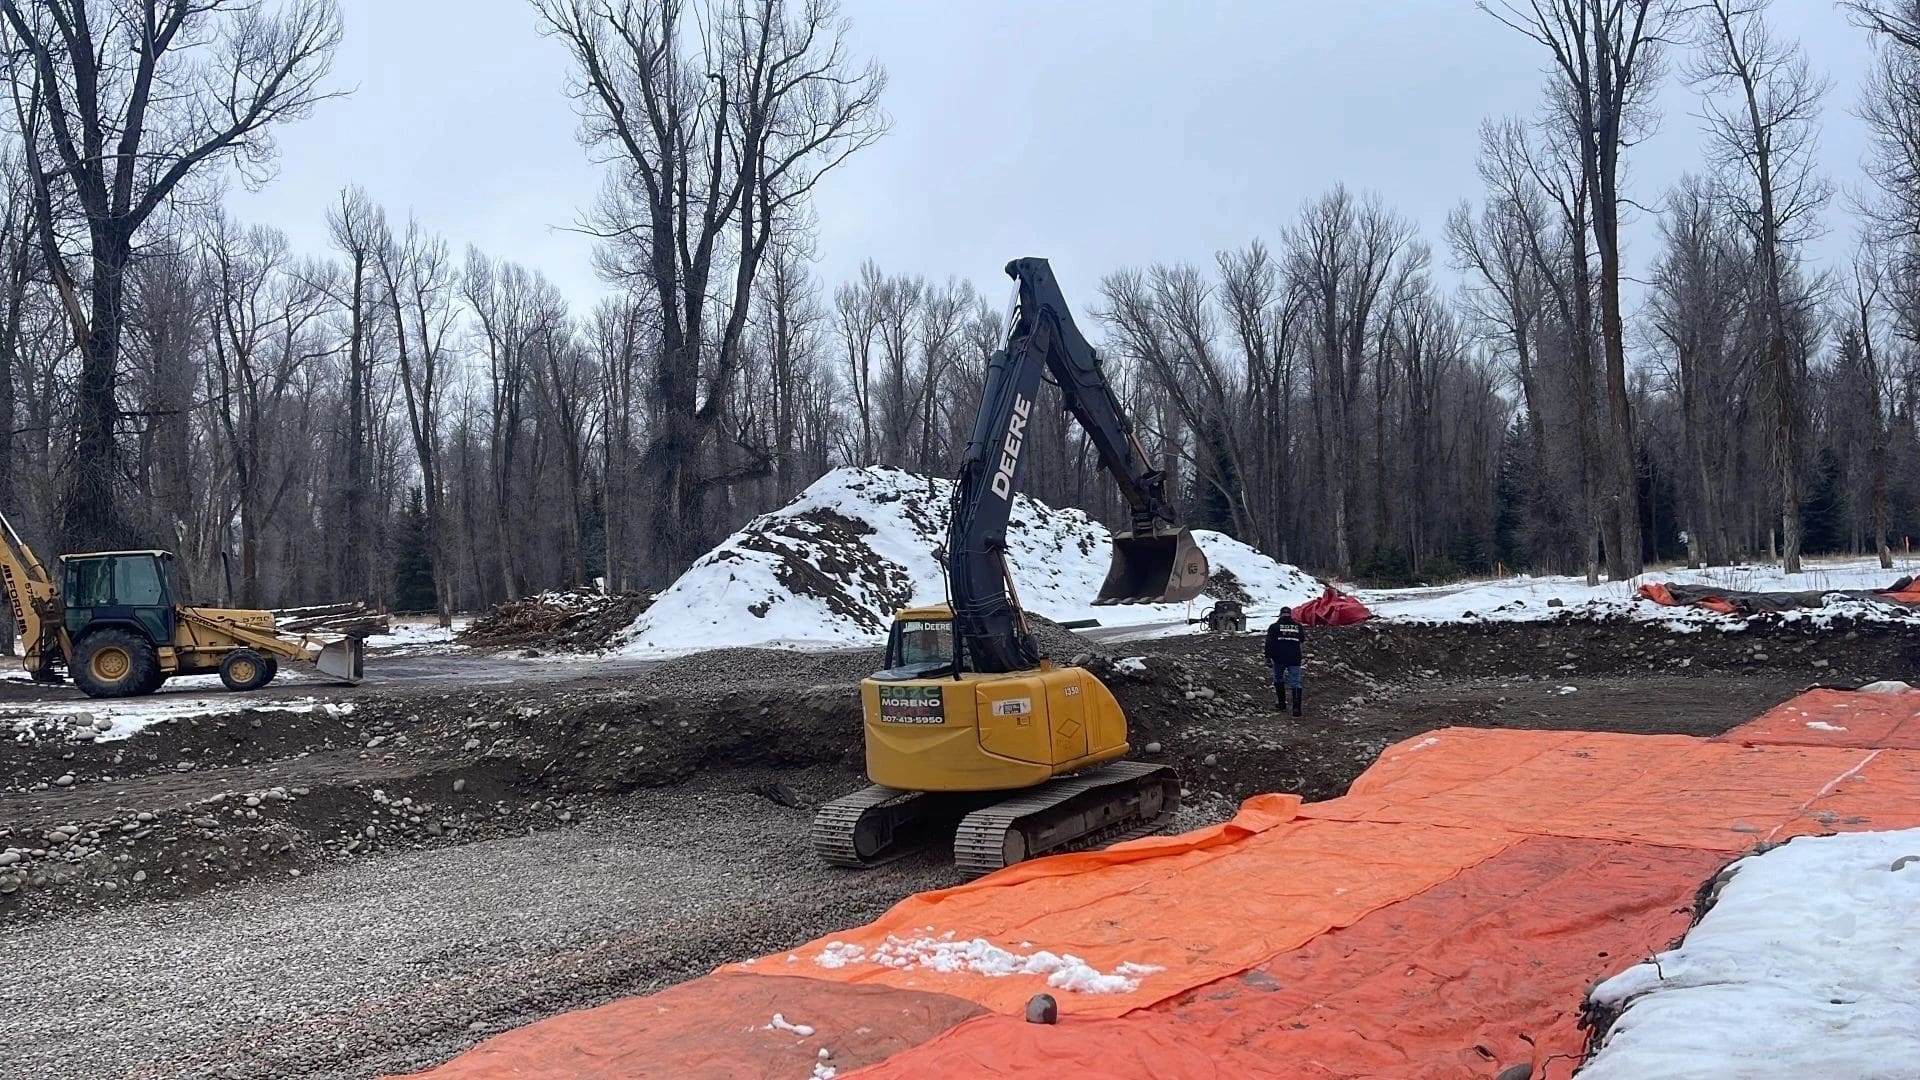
[952,760,1181,878]
[811,785,981,868]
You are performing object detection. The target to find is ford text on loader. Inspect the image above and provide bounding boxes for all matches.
[2,512,364,698]
[812,257,1209,876]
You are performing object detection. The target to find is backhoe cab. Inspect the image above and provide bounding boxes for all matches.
[4,512,363,699]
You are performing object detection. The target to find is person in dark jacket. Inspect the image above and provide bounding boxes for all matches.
[1264,608,1305,716]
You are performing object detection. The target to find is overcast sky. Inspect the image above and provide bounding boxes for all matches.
[227,0,1875,316]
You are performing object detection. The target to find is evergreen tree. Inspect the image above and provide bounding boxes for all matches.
[1492,418,1532,572]
[392,488,438,613]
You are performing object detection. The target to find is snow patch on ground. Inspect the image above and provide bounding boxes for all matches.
[1113,656,1148,676]
[812,931,1163,995]
[621,466,1323,655]
[4,696,353,743]
[1806,721,1849,733]
[364,620,467,653]
[1581,827,1920,1079]
[1358,557,1920,630]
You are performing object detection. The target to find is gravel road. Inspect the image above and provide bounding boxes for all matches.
[0,771,955,1080]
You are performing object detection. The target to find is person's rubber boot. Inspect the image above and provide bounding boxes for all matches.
[1290,687,1303,717]
[1274,687,1286,712]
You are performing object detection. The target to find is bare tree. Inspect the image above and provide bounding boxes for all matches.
[1483,0,1682,576]
[1648,175,1749,567]
[0,0,340,550]
[535,0,886,581]
[1282,187,1419,577]
[835,260,882,464]
[322,186,385,599]
[378,217,459,624]
[202,212,326,605]
[1685,0,1833,572]
[0,149,33,653]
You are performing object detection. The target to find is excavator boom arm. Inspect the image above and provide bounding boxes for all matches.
[948,258,1208,674]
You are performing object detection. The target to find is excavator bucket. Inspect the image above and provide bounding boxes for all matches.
[1096,527,1210,605]
[315,636,365,684]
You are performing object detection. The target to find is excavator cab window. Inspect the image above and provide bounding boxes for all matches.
[883,618,956,678]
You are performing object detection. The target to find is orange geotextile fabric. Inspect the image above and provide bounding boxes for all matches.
[391,972,986,1080]
[735,798,1520,1017]
[853,836,1727,1080]
[401,690,1920,1080]
[1723,688,1920,749]
[1302,726,1920,849]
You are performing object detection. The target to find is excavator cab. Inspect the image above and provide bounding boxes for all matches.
[879,606,958,678]
[1098,526,1209,605]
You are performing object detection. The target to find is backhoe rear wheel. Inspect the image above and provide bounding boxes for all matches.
[73,630,160,699]
[219,649,274,692]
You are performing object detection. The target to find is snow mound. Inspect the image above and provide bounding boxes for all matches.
[812,930,1163,995]
[1581,827,1920,1078]
[621,466,1321,655]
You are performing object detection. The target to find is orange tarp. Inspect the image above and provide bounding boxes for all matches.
[1722,688,1920,750]
[1303,727,1920,849]
[852,837,1726,1080]
[403,972,986,1080]
[402,688,1920,1080]
[746,814,1518,1017]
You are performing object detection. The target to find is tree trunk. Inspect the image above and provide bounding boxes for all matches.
[343,253,370,602]
[1595,245,1642,578]
[63,232,134,552]
[1872,430,1892,570]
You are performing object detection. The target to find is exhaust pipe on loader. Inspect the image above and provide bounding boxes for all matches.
[314,635,366,684]
[1096,527,1210,605]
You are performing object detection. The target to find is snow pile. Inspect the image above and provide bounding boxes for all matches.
[622,466,1322,655]
[1359,557,1920,630]
[1581,827,1920,1079]
[4,696,352,743]
[813,931,1163,995]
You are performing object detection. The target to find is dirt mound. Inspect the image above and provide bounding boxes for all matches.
[636,647,889,698]
[1026,614,1109,663]
[460,589,652,650]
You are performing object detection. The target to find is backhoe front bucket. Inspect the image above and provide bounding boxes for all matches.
[1097,528,1210,605]
[315,636,365,684]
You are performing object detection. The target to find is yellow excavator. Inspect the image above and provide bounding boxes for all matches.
[813,258,1209,876]
[2,511,363,698]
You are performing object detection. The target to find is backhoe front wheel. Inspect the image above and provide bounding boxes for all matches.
[219,649,274,692]
[73,630,160,699]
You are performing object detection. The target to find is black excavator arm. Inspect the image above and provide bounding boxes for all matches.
[947,257,1208,675]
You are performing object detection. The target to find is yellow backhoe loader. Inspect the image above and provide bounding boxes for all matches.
[2,511,363,698]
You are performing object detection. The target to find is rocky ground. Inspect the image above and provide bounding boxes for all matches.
[1,616,1915,1079]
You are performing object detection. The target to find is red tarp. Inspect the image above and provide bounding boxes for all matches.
[1293,584,1372,626]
